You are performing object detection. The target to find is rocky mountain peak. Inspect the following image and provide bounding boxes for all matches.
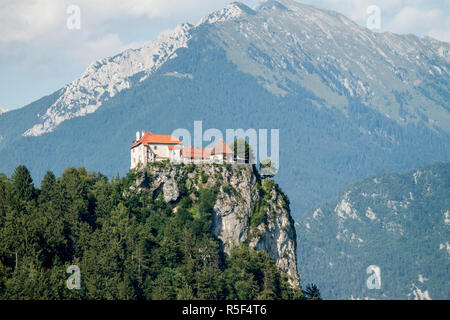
[254,0,290,11]
[197,2,255,25]
[22,23,194,137]
[18,0,450,137]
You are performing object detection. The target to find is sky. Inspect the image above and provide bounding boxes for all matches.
[0,0,449,111]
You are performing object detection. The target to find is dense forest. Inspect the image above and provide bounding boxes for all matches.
[0,165,306,300]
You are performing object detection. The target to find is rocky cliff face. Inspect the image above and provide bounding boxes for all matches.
[133,162,300,287]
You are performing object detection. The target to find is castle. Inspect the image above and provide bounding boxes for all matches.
[130,130,237,169]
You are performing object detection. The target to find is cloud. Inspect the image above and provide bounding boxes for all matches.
[0,0,233,44]
[0,0,236,110]
[387,6,450,42]
[300,0,450,42]
[69,33,129,63]
[0,0,237,69]
[0,0,65,42]
[79,0,227,19]
[428,28,450,43]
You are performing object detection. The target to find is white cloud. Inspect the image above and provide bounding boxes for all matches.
[68,33,131,63]
[387,6,450,42]
[428,28,450,43]
[0,0,65,42]
[0,0,236,69]
[80,0,226,19]
[301,0,450,42]
[0,0,232,44]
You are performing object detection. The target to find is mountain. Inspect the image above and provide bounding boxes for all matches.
[0,108,6,115]
[0,0,449,220]
[0,162,303,299]
[297,161,450,299]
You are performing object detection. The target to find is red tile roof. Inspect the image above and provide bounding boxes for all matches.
[131,131,234,162]
[131,131,182,149]
[211,139,233,155]
[181,147,213,159]
[181,140,233,159]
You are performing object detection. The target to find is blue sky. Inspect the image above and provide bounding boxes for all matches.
[0,0,449,111]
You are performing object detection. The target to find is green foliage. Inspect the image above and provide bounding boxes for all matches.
[200,171,209,184]
[261,179,275,197]
[259,159,277,179]
[231,139,255,164]
[249,178,279,230]
[0,165,302,300]
[186,164,196,173]
[303,283,321,300]
[222,184,231,194]
[12,165,35,202]
[249,200,266,229]
[224,245,303,300]
[177,175,189,198]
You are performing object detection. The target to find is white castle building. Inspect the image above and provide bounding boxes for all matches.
[130,130,236,169]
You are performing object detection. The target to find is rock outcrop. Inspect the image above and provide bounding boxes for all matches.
[134,161,300,288]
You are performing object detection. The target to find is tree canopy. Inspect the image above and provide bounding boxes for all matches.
[0,165,304,300]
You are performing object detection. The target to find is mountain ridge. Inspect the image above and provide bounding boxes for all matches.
[22,23,194,137]
[297,161,450,299]
[0,0,449,220]
[11,0,450,137]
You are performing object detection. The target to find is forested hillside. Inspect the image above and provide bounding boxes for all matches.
[0,164,304,300]
[297,162,450,299]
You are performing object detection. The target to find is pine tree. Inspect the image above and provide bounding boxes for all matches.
[304,283,321,300]
[231,138,255,163]
[39,171,56,203]
[11,165,35,202]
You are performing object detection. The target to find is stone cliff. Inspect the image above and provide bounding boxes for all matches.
[133,161,300,287]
